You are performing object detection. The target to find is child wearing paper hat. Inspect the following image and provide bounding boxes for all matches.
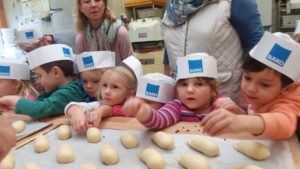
[0,58,38,99]
[136,73,175,109]
[75,51,115,102]
[123,53,229,130]
[0,44,83,119]
[202,31,300,139]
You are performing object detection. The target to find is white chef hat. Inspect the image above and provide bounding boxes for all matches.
[136,73,175,103]
[121,55,143,80]
[75,51,115,72]
[16,24,42,43]
[249,31,300,81]
[176,53,217,81]
[0,58,30,80]
[26,44,74,69]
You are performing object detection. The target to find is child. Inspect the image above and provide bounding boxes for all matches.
[136,73,176,109]
[65,56,143,132]
[201,32,300,139]
[76,51,115,102]
[0,58,38,99]
[123,53,227,130]
[0,44,83,119]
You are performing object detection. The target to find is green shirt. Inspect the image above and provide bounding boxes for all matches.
[16,80,83,119]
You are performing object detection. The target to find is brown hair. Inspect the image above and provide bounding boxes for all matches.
[75,0,117,34]
[80,68,107,80]
[39,60,74,77]
[17,80,39,98]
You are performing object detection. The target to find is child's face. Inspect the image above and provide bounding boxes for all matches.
[176,77,213,112]
[143,99,164,109]
[33,67,58,93]
[0,79,20,97]
[81,73,100,98]
[241,69,284,109]
[100,73,130,106]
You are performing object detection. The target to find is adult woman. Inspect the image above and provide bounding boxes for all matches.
[163,0,264,101]
[75,0,133,64]
[0,116,16,160]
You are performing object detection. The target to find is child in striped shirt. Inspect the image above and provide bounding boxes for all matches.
[123,53,230,130]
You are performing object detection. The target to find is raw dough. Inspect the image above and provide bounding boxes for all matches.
[78,163,97,169]
[100,144,119,165]
[34,135,49,153]
[86,127,101,143]
[187,138,219,157]
[56,144,75,164]
[235,164,264,169]
[151,131,174,150]
[178,153,211,169]
[0,153,15,169]
[12,120,26,133]
[234,140,271,160]
[57,125,72,140]
[23,162,39,169]
[140,148,164,169]
[120,131,139,149]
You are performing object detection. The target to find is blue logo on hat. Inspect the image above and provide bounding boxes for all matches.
[82,56,94,68]
[145,83,159,98]
[0,66,10,76]
[266,43,291,67]
[25,31,34,39]
[188,60,203,73]
[62,47,71,57]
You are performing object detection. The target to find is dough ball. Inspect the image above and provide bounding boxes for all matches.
[78,163,97,169]
[12,120,26,133]
[151,131,174,150]
[100,144,119,165]
[120,131,139,149]
[0,153,15,169]
[140,148,164,169]
[235,164,264,169]
[56,144,75,164]
[23,162,39,169]
[57,125,72,140]
[187,138,219,157]
[86,127,101,143]
[178,153,211,169]
[234,140,271,160]
[34,135,49,153]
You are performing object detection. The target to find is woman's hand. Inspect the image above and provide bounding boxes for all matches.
[0,116,16,160]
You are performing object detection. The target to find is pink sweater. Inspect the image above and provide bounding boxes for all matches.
[75,26,133,65]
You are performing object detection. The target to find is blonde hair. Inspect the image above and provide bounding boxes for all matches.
[80,68,107,80]
[17,80,39,98]
[75,0,117,34]
[97,66,137,101]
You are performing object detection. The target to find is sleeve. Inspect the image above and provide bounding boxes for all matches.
[64,101,100,116]
[115,26,134,61]
[75,33,87,54]
[142,100,182,130]
[111,105,127,116]
[230,0,264,53]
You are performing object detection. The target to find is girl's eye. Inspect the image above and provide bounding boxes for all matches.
[102,83,107,87]
[243,75,251,81]
[261,83,270,88]
[93,80,99,83]
[196,82,204,86]
[112,85,119,89]
[82,80,87,83]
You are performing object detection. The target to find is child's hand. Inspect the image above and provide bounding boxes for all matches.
[122,97,144,117]
[0,96,21,111]
[86,110,102,128]
[70,111,88,133]
[214,97,246,114]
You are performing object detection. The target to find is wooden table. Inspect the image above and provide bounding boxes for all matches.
[15,116,300,169]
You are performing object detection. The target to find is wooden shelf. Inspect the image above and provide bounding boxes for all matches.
[125,0,166,8]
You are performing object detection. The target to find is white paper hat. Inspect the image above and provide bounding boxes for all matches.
[16,24,42,43]
[26,44,74,69]
[75,51,115,72]
[136,73,176,103]
[121,55,143,79]
[176,53,217,81]
[249,31,300,81]
[295,20,300,35]
[0,58,30,80]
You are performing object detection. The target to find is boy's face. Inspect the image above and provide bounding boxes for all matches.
[81,72,101,98]
[33,67,58,93]
[241,69,284,110]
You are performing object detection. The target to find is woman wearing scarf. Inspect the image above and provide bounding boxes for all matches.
[163,0,264,101]
[75,0,133,64]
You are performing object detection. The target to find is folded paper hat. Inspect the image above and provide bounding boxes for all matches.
[0,58,30,80]
[16,24,42,43]
[176,53,217,81]
[121,55,143,80]
[136,73,176,103]
[249,31,300,81]
[26,44,74,69]
[75,51,115,72]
